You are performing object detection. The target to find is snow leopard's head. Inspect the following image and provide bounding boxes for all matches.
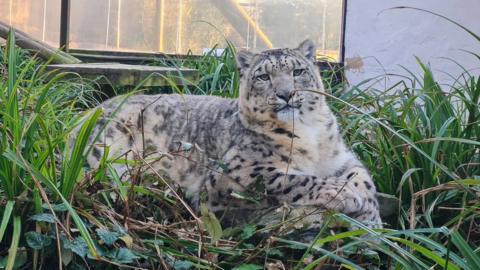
[236,40,326,126]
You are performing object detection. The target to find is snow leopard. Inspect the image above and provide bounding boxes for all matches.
[83,40,382,229]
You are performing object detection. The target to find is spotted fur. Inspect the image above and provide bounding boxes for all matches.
[82,40,382,228]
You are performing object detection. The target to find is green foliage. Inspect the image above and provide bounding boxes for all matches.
[0,201,14,243]
[173,260,194,270]
[233,264,263,270]
[25,231,53,250]
[0,29,101,265]
[200,203,223,243]
[331,53,480,232]
[29,213,57,223]
[96,228,120,246]
[450,230,480,269]
[109,248,139,264]
[240,224,257,240]
[63,236,89,258]
[153,41,240,98]
[0,11,478,269]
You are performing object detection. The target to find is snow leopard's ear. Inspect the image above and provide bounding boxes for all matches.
[236,50,254,71]
[296,39,316,61]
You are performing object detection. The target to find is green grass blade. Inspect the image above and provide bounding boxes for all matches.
[274,238,365,270]
[335,214,431,268]
[61,108,102,198]
[5,216,21,270]
[0,201,15,243]
[6,29,16,95]
[390,236,460,270]
[314,229,367,246]
[450,230,480,268]
[107,163,128,201]
[395,229,469,269]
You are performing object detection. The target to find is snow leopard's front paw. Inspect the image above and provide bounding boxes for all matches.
[311,178,364,216]
[353,205,383,229]
[344,169,383,229]
[331,167,383,229]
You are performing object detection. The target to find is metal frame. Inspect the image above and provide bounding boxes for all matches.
[59,0,70,51]
[57,0,347,64]
[340,0,347,63]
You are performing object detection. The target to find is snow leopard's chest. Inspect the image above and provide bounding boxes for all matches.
[280,117,351,178]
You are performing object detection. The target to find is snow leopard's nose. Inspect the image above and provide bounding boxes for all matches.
[276,90,294,103]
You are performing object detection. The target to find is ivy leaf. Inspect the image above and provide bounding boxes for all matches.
[96,228,120,246]
[63,236,89,257]
[61,245,73,266]
[114,248,138,264]
[0,249,27,268]
[26,232,52,250]
[241,224,256,240]
[173,260,193,270]
[29,213,57,223]
[200,203,222,243]
[232,264,263,270]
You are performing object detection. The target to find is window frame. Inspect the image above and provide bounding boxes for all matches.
[59,0,347,64]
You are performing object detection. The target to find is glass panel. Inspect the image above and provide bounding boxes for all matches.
[69,0,343,61]
[0,0,60,47]
[0,0,343,61]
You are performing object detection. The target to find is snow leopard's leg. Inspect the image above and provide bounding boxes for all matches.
[203,162,382,228]
[257,167,382,229]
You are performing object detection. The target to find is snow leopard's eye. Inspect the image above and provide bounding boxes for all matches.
[293,68,306,77]
[255,74,270,81]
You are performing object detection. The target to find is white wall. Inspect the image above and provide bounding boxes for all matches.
[344,0,480,88]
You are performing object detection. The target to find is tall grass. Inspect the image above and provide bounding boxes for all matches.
[152,41,240,98]
[0,30,102,267]
[337,60,479,192]
[330,10,480,233]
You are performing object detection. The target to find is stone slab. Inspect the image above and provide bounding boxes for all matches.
[46,62,198,87]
